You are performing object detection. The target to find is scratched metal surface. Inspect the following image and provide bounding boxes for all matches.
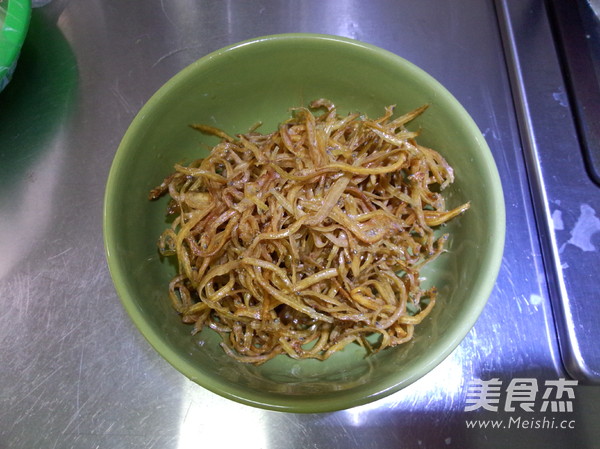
[1,1,599,448]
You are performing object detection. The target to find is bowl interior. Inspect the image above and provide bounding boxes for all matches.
[104,34,505,413]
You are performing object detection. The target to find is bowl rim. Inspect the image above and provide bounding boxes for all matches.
[103,32,506,413]
[0,0,31,80]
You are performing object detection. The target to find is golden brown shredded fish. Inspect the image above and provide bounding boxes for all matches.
[150,100,470,364]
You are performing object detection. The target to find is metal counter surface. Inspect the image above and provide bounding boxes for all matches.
[1,1,598,448]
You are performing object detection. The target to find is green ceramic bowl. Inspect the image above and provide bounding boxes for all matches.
[0,0,31,91]
[104,34,505,413]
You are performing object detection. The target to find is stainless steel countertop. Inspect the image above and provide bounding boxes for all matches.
[1,0,599,447]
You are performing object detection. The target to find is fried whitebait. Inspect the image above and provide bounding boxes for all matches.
[150,99,469,364]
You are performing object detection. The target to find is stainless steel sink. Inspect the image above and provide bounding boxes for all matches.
[498,0,600,383]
